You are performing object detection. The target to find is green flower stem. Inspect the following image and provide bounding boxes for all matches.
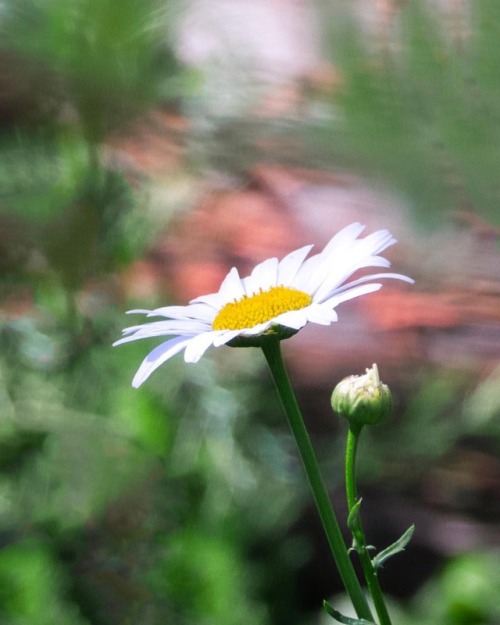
[261,338,374,622]
[345,425,392,625]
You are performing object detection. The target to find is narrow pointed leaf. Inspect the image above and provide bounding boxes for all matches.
[323,600,375,625]
[347,498,362,532]
[372,524,415,569]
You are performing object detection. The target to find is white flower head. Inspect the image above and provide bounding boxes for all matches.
[114,223,414,387]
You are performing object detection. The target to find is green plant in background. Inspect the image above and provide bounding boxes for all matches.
[312,0,500,229]
[0,540,89,625]
[1,0,180,149]
[0,0,183,324]
[389,551,500,625]
[0,322,295,624]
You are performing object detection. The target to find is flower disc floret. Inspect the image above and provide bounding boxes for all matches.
[213,286,312,331]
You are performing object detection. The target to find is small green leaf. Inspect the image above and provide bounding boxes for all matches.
[323,600,375,625]
[372,524,415,570]
[347,498,362,532]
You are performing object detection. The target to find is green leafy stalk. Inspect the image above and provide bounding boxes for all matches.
[261,338,374,622]
[345,425,392,625]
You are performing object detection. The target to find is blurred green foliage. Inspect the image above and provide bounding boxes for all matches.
[1,0,180,145]
[0,0,182,296]
[0,321,304,624]
[315,0,500,228]
[392,551,500,625]
[0,540,89,625]
[0,136,143,316]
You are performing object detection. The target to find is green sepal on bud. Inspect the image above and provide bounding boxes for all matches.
[331,364,392,427]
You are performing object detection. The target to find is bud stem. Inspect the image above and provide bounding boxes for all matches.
[261,337,374,622]
[345,426,393,625]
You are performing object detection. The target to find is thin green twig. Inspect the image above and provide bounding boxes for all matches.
[345,426,392,625]
[261,338,373,622]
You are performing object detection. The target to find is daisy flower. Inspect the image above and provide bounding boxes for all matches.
[115,223,413,387]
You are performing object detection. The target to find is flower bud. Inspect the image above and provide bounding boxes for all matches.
[330,364,392,427]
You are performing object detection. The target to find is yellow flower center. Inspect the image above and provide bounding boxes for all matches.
[212,286,312,331]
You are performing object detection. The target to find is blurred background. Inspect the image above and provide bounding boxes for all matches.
[0,0,499,624]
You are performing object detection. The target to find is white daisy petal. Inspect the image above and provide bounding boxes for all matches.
[358,229,396,255]
[273,309,309,330]
[359,256,391,269]
[212,330,243,346]
[292,253,324,291]
[313,258,390,303]
[379,272,415,284]
[218,267,246,301]
[191,293,226,309]
[316,272,415,304]
[117,320,211,342]
[298,224,371,292]
[183,331,219,363]
[295,226,367,293]
[148,303,217,321]
[308,234,399,301]
[304,304,338,325]
[277,244,314,285]
[244,257,279,294]
[321,283,383,308]
[126,308,155,315]
[132,336,194,387]
[319,222,366,257]
[243,321,273,335]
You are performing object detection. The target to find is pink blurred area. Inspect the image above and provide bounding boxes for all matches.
[117,161,499,386]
